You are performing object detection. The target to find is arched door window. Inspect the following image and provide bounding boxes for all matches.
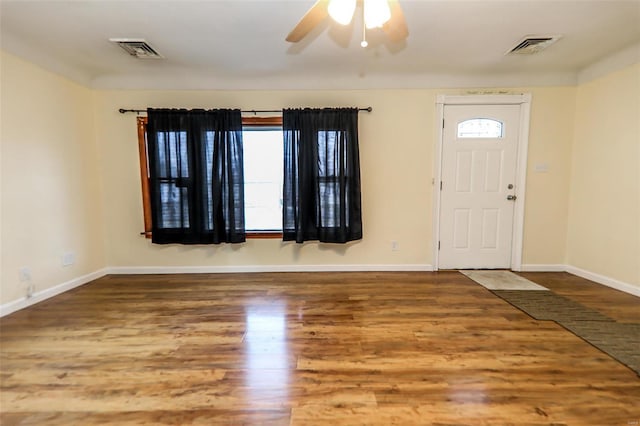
[457,118,503,138]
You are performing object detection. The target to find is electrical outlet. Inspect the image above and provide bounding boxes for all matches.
[19,267,32,282]
[20,268,34,298]
[391,240,399,251]
[62,252,76,267]
[27,282,35,298]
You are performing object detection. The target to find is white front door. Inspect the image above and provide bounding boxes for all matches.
[438,104,522,269]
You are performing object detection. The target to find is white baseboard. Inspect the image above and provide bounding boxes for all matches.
[565,265,640,298]
[2,264,635,317]
[107,264,434,275]
[0,268,108,317]
[520,264,639,297]
[520,264,567,272]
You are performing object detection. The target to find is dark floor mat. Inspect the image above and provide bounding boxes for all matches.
[562,321,640,376]
[492,290,613,322]
[492,289,640,376]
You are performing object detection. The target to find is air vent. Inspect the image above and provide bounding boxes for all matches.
[506,35,562,55]
[109,38,164,59]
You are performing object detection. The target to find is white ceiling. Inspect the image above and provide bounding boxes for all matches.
[1,0,639,90]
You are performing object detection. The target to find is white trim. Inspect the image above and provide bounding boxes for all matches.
[520,264,566,272]
[577,42,640,85]
[98,266,640,298]
[432,101,445,270]
[107,264,434,275]
[510,93,532,271]
[90,72,578,91]
[433,94,531,271]
[435,94,531,106]
[0,269,108,317]
[565,265,640,298]
[519,264,639,297]
[1,265,636,318]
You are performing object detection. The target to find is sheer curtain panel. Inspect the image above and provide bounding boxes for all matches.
[283,108,362,243]
[146,108,245,244]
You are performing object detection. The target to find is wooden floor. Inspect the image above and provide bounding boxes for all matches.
[1,271,639,425]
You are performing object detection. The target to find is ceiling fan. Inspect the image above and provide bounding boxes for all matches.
[286,0,408,47]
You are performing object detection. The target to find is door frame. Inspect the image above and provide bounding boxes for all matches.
[433,94,532,271]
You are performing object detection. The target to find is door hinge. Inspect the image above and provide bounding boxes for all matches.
[440,181,443,191]
[438,241,441,250]
[442,119,445,129]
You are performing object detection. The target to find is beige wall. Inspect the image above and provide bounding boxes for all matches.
[93,87,575,270]
[6,47,636,309]
[94,90,436,269]
[567,63,640,288]
[0,52,106,304]
[521,87,576,265]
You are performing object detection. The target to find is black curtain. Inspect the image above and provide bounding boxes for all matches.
[283,108,362,243]
[146,108,245,244]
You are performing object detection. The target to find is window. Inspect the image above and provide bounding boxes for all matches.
[137,115,283,239]
[242,117,283,237]
[155,129,190,229]
[145,109,245,244]
[318,130,350,227]
[457,118,503,138]
[282,107,362,243]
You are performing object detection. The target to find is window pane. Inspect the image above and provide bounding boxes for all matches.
[243,130,283,231]
[318,130,348,177]
[457,119,503,138]
[158,183,189,228]
[319,178,349,227]
[202,131,214,231]
[156,131,189,177]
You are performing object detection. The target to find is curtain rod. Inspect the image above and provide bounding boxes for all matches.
[119,107,372,115]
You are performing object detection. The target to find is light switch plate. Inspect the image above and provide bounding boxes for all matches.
[534,163,549,172]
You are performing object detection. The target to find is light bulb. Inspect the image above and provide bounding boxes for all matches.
[328,0,357,25]
[361,40,368,48]
[363,0,391,29]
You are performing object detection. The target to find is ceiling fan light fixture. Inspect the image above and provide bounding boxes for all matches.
[286,0,407,44]
[328,0,357,25]
[364,0,391,29]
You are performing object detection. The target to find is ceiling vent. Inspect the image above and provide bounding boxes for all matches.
[506,35,562,55]
[109,38,163,59]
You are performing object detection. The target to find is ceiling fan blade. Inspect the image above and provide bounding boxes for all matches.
[286,0,330,42]
[383,0,408,42]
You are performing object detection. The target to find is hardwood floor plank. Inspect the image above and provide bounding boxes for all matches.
[1,409,292,426]
[1,271,638,425]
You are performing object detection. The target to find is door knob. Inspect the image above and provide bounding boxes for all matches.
[507,195,517,201]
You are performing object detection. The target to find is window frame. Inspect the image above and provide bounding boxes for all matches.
[137,117,152,238]
[137,115,283,239]
[242,116,283,239]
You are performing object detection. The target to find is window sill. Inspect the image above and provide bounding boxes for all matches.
[246,232,282,239]
[141,231,282,240]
